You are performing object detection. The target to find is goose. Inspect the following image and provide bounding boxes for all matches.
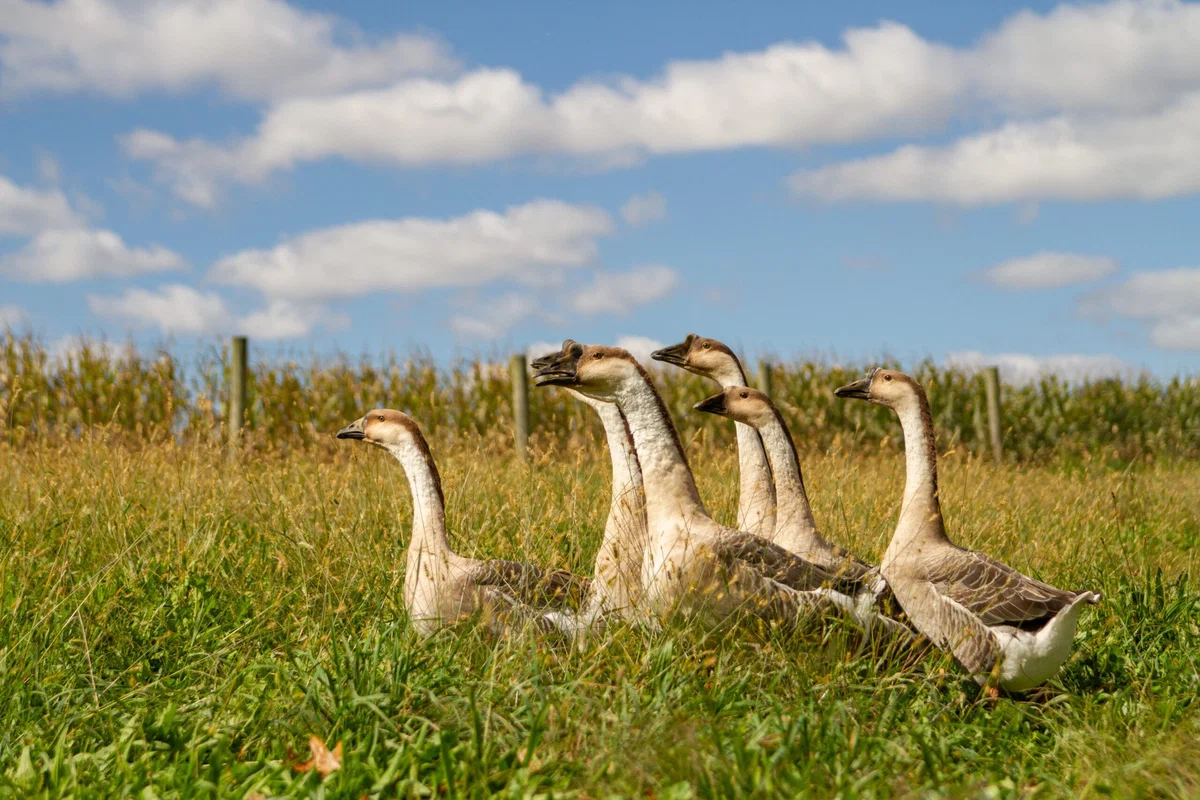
[534,342,913,639]
[692,386,885,595]
[652,334,777,539]
[336,409,588,637]
[531,340,653,632]
[834,369,1100,691]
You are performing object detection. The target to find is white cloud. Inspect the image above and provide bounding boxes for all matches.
[569,264,679,315]
[35,150,60,184]
[87,284,337,339]
[209,199,614,303]
[0,304,28,329]
[1079,267,1200,351]
[89,284,231,335]
[1,227,185,281]
[615,335,666,365]
[945,350,1132,384]
[0,173,80,235]
[0,0,456,103]
[789,95,1200,204]
[980,251,1118,290]
[448,293,539,339]
[620,191,667,227]
[125,22,961,205]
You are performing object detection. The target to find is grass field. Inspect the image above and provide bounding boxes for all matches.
[2,423,1198,797]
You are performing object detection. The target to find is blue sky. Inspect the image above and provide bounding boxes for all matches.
[3,0,1200,381]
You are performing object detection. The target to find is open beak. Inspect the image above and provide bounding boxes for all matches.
[336,417,366,440]
[531,339,576,372]
[693,392,728,416]
[650,336,692,367]
[833,377,872,401]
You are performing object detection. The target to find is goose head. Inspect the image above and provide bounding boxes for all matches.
[533,341,640,402]
[530,338,581,372]
[337,408,421,449]
[833,368,918,409]
[693,386,775,426]
[651,333,741,379]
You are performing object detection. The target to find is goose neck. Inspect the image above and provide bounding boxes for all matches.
[384,440,452,555]
[755,411,819,541]
[614,373,706,517]
[890,389,948,552]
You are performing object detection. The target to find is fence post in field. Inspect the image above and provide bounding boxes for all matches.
[757,360,774,398]
[229,336,248,447]
[510,353,530,461]
[983,365,1003,463]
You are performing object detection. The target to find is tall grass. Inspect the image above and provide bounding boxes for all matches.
[3,333,1199,462]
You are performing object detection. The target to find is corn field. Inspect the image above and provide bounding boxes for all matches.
[2,333,1198,462]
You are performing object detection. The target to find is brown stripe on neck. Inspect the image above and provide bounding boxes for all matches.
[765,400,802,496]
[629,357,693,472]
[911,380,939,497]
[395,415,445,507]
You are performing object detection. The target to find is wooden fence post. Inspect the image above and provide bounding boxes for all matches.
[510,354,529,461]
[757,360,773,398]
[229,336,247,447]
[983,365,1003,464]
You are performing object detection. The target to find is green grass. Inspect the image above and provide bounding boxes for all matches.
[1,429,1198,798]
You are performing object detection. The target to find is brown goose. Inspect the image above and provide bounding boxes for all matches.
[535,342,913,640]
[652,334,776,539]
[532,341,653,632]
[693,386,883,594]
[834,369,1100,691]
[337,409,588,637]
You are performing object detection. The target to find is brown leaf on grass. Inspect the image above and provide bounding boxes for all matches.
[293,735,343,778]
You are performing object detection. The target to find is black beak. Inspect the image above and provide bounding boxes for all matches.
[336,418,366,439]
[833,377,872,401]
[531,338,576,372]
[533,345,582,387]
[693,392,728,416]
[650,336,692,367]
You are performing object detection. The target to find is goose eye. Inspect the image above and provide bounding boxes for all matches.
[884,375,892,382]
[701,342,710,349]
[740,391,748,399]
[377,414,385,421]
[592,352,603,360]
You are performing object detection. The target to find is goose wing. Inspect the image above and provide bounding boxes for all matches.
[899,580,1001,676]
[469,559,590,609]
[711,530,867,596]
[926,549,1077,631]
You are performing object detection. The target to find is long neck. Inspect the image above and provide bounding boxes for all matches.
[384,438,452,555]
[888,387,949,555]
[754,410,819,544]
[614,369,706,518]
[711,360,776,534]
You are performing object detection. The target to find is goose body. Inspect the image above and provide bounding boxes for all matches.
[834,369,1100,690]
[337,409,588,637]
[532,342,653,633]
[535,343,912,640]
[652,335,777,539]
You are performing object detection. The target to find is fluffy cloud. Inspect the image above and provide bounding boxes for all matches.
[113,0,1200,208]
[789,95,1200,204]
[0,304,28,329]
[209,199,614,302]
[1080,267,1200,351]
[87,284,335,339]
[125,22,961,205]
[945,350,1131,384]
[0,173,80,235]
[569,265,679,315]
[1,227,185,281]
[980,252,1118,290]
[0,0,456,102]
[449,293,540,339]
[88,284,231,335]
[620,191,667,227]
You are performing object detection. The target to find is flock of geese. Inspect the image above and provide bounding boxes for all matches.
[336,335,1101,694]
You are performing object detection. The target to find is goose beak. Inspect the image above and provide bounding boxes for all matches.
[336,417,366,440]
[650,337,691,367]
[531,339,578,372]
[693,392,728,416]
[834,377,872,401]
